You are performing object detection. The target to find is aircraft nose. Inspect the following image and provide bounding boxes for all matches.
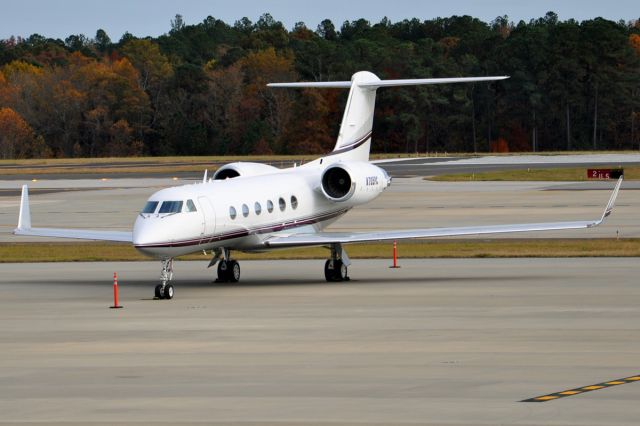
[132,215,156,246]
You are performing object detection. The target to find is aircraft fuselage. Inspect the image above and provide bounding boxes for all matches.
[132,161,391,258]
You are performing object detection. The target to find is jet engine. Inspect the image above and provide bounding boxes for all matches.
[212,162,279,180]
[320,162,391,204]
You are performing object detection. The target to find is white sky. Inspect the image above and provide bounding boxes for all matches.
[2,0,638,41]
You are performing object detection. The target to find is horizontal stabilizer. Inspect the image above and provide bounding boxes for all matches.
[267,81,352,88]
[268,76,508,90]
[359,76,509,88]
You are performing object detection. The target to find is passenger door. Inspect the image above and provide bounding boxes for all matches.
[197,197,216,239]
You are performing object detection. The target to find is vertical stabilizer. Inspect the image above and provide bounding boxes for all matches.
[329,71,380,162]
[17,185,31,230]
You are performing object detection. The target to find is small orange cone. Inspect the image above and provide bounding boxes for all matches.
[389,241,401,269]
[110,272,123,309]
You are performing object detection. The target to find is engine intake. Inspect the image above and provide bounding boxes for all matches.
[212,162,279,180]
[321,165,355,201]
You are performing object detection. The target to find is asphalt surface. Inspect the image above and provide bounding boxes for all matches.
[0,258,638,424]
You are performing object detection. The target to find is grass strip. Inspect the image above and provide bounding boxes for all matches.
[1,239,639,263]
[430,166,640,182]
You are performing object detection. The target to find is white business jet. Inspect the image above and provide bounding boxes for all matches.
[14,71,622,299]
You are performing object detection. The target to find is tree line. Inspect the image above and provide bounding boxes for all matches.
[0,12,639,159]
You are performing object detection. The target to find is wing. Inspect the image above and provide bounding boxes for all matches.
[13,185,132,243]
[266,177,622,247]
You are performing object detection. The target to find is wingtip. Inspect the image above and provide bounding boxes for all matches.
[600,176,623,222]
[16,184,31,230]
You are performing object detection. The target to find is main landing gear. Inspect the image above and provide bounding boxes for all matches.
[212,248,241,283]
[324,243,350,282]
[155,258,175,299]
[216,259,241,282]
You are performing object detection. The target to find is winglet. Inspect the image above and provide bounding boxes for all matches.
[595,176,623,225]
[16,185,31,230]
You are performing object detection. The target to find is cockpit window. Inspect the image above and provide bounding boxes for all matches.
[159,201,183,214]
[185,199,197,212]
[141,201,158,214]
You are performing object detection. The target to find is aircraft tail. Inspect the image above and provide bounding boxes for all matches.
[268,72,508,162]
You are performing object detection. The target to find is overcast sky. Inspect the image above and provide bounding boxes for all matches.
[2,0,638,41]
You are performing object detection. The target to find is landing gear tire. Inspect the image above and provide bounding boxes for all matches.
[229,260,240,283]
[163,284,174,300]
[155,284,163,299]
[324,259,348,282]
[217,260,240,283]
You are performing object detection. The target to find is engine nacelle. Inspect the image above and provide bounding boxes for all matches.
[320,162,391,204]
[212,162,279,180]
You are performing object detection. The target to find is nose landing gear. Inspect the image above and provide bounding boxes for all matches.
[155,258,175,299]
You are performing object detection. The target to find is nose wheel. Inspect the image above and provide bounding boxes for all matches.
[155,258,175,299]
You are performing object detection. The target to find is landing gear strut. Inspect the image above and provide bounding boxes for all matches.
[324,243,350,282]
[213,248,241,283]
[155,258,174,299]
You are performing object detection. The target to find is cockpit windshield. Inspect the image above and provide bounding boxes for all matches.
[159,201,183,214]
[141,201,159,214]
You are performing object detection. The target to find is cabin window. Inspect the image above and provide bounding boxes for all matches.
[141,201,158,214]
[159,201,183,214]
[291,195,298,210]
[255,202,262,215]
[185,199,197,212]
[267,200,274,213]
[278,197,286,212]
[242,204,249,217]
[229,206,237,220]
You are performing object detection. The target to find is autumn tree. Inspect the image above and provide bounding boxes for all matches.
[0,107,49,158]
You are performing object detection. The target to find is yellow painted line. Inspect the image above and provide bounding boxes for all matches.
[522,374,640,402]
[535,396,559,401]
[582,385,604,390]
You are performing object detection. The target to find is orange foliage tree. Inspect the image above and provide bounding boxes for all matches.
[630,34,640,56]
[238,48,297,153]
[0,107,50,158]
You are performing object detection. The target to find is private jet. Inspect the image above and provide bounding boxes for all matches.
[14,71,622,299]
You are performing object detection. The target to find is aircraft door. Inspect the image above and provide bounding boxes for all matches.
[197,196,216,238]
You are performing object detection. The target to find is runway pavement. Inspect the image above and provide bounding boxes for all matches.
[0,258,638,424]
[377,153,640,177]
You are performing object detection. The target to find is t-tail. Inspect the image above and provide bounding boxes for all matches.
[268,72,508,162]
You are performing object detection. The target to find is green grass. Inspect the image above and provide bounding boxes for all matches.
[1,239,639,263]
[429,166,638,182]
